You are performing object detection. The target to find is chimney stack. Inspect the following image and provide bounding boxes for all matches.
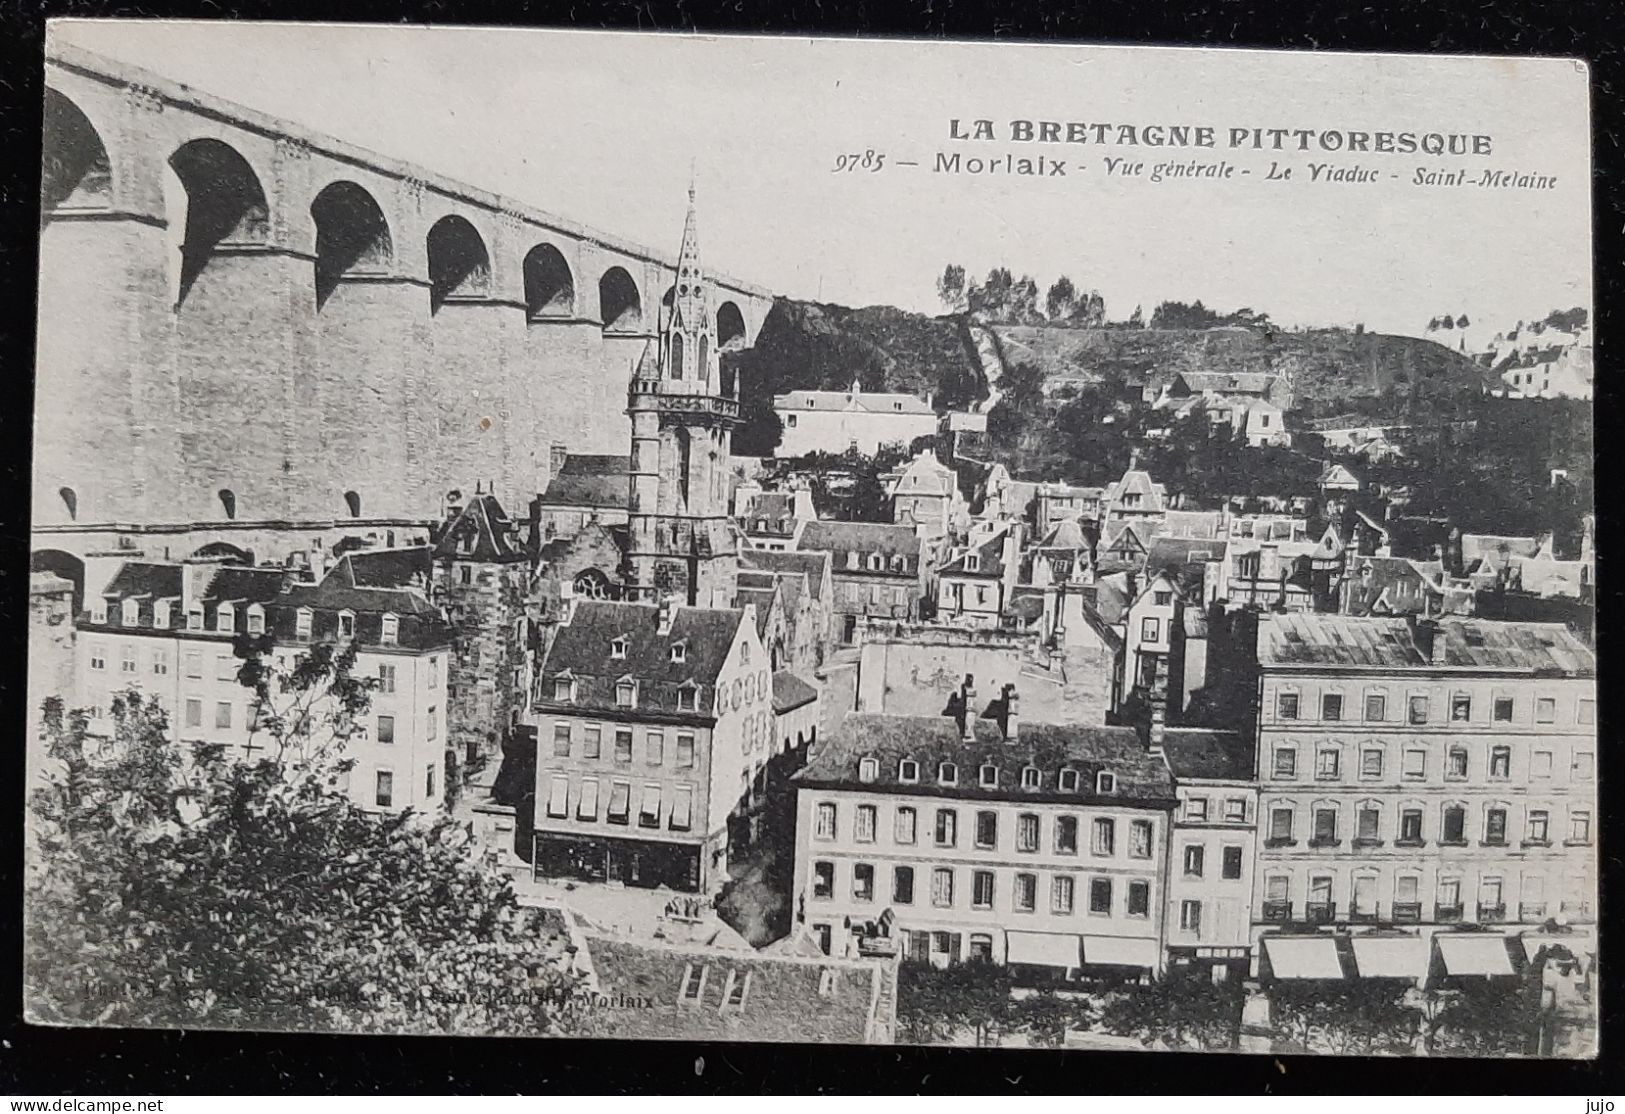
[657,594,677,635]
[1409,614,1447,665]
[1147,693,1167,756]
[1002,684,1020,742]
[549,443,569,480]
[959,674,977,741]
[180,558,220,614]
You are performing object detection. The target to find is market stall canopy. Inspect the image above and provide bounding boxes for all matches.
[1006,931,1082,969]
[1082,935,1160,970]
[1350,935,1429,981]
[1434,933,1517,977]
[1262,935,1345,980]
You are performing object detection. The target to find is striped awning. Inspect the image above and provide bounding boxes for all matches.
[1435,934,1516,977]
[1082,935,1160,970]
[1006,931,1082,969]
[1263,935,1345,979]
[1350,935,1429,981]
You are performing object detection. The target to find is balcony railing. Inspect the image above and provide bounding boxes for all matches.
[1262,900,1293,922]
[1305,901,1336,924]
[1518,902,1547,921]
[1477,903,1507,924]
[1436,903,1464,923]
[1392,902,1423,923]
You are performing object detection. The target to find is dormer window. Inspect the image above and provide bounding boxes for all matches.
[847,551,860,570]
[153,600,171,629]
[611,636,628,660]
[676,683,699,712]
[938,761,958,785]
[247,605,265,635]
[670,642,688,664]
[295,608,313,639]
[1021,766,1041,790]
[1059,768,1080,792]
[615,679,638,708]
[121,599,139,627]
[552,674,575,703]
[979,763,999,789]
[187,606,204,631]
[379,613,397,645]
[891,555,907,573]
[217,603,236,633]
[90,597,108,624]
[898,759,920,783]
[868,553,883,571]
[859,757,879,783]
[337,610,356,639]
[965,554,980,573]
[1097,771,1118,794]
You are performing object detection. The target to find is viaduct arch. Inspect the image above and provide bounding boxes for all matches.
[35,43,774,574]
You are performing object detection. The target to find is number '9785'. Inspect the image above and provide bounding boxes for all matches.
[833,150,886,173]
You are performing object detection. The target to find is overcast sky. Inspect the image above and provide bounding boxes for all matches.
[52,21,1592,340]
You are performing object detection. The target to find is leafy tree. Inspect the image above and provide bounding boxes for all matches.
[1268,982,1419,1056]
[967,267,1014,321]
[1010,275,1041,324]
[1421,981,1541,1057]
[1075,289,1107,328]
[1099,975,1241,1051]
[1008,988,1092,1048]
[1046,276,1078,321]
[896,960,1012,1046]
[936,263,967,313]
[26,643,583,1036]
[1127,304,1144,328]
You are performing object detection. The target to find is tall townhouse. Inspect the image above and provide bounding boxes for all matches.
[79,556,453,816]
[797,521,926,646]
[1157,727,1259,981]
[1252,613,1596,974]
[791,712,1176,979]
[528,598,769,894]
[266,566,455,815]
[79,559,286,753]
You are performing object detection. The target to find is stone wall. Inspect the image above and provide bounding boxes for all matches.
[437,558,531,788]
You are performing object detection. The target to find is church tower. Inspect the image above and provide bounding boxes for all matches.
[624,186,739,608]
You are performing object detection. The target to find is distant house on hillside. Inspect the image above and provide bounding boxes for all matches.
[773,379,938,457]
[1165,370,1293,410]
[1317,462,1364,494]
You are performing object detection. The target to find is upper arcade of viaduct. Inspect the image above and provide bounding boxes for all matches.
[42,43,772,339]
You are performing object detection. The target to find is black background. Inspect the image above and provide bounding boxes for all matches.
[0,0,1620,1095]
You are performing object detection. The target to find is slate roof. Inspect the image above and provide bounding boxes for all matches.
[1176,371,1277,395]
[1037,518,1096,551]
[1259,614,1595,675]
[535,600,748,719]
[796,714,1175,806]
[582,934,886,1044]
[736,586,779,637]
[1146,536,1227,572]
[540,453,631,509]
[1341,556,1441,616]
[799,521,921,569]
[89,561,287,633]
[771,670,819,713]
[1160,728,1254,782]
[435,494,528,563]
[273,566,451,652]
[774,387,934,415]
[1106,469,1167,513]
[1162,510,1225,539]
[335,546,434,590]
[938,531,1007,579]
[739,549,831,601]
[741,492,796,523]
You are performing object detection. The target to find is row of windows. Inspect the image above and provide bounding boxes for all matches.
[854,758,1121,795]
[1270,741,1595,783]
[90,643,432,686]
[552,722,698,769]
[1262,800,1591,848]
[176,700,437,744]
[544,775,696,831]
[840,551,914,574]
[1182,795,1250,823]
[1179,843,1247,880]
[1273,688,1594,727]
[812,801,1155,858]
[1260,870,1587,920]
[810,859,1154,918]
[548,671,764,715]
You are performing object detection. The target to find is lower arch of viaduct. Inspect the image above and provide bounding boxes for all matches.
[33,45,772,570]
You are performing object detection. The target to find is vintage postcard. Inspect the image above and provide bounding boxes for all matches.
[28,22,1594,1056]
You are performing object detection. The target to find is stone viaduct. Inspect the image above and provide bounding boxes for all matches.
[34,43,774,596]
